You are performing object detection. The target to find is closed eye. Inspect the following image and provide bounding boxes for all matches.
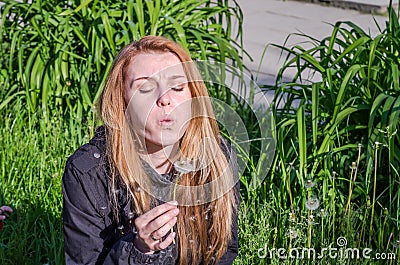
[170,86,185,91]
[138,82,157,93]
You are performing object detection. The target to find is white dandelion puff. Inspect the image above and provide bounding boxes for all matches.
[305,197,320,211]
[174,160,195,174]
[304,179,316,188]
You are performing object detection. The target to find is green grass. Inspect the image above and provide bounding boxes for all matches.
[0,102,80,264]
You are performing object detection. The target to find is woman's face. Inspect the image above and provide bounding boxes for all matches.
[124,52,192,153]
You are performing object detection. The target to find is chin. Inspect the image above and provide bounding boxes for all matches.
[159,138,181,147]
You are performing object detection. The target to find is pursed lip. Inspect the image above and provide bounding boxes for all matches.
[159,114,175,126]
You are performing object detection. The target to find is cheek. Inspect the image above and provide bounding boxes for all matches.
[125,93,157,129]
[174,98,192,134]
[174,95,192,115]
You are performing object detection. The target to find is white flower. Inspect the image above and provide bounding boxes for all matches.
[286,229,298,239]
[318,209,328,218]
[392,239,400,249]
[304,179,316,188]
[305,197,320,211]
[174,160,195,174]
[307,214,315,225]
[288,212,296,222]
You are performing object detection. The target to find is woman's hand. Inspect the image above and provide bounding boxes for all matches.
[0,205,13,220]
[133,201,179,254]
[0,205,13,231]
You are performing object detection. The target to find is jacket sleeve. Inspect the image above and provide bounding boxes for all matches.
[62,149,173,265]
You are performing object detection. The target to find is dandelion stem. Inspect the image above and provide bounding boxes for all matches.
[344,164,355,235]
[172,173,181,201]
[307,211,312,249]
[170,172,182,244]
[286,162,295,216]
[369,142,379,245]
[170,160,194,245]
[343,145,361,236]
[344,165,355,217]
[382,208,388,248]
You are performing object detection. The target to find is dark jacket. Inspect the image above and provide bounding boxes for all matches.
[62,127,239,264]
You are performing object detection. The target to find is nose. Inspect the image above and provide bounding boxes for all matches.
[157,90,172,107]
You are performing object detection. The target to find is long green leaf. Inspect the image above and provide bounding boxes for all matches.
[297,103,307,177]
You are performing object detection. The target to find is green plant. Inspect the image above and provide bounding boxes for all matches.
[263,2,400,253]
[0,101,79,264]
[0,0,245,123]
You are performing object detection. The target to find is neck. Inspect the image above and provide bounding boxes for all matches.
[140,143,179,174]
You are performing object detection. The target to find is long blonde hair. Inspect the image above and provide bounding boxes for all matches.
[98,36,237,264]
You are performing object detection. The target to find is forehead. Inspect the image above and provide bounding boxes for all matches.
[126,52,186,80]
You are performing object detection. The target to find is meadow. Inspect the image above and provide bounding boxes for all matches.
[0,0,399,264]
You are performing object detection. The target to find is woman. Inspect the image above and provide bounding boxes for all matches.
[63,36,239,264]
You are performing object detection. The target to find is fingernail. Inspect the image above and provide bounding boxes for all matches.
[168,201,178,206]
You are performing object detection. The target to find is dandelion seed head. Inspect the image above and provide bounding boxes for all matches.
[383,208,389,216]
[392,239,400,249]
[288,212,296,222]
[318,209,328,218]
[304,179,316,188]
[174,160,195,174]
[307,214,315,225]
[305,197,320,211]
[286,229,298,239]
[351,162,357,170]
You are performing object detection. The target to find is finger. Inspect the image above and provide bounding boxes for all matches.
[137,201,178,227]
[0,206,13,213]
[154,232,176,251]
[145,207,179,234]
[150,216,177,240]
[136,207,178,242]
